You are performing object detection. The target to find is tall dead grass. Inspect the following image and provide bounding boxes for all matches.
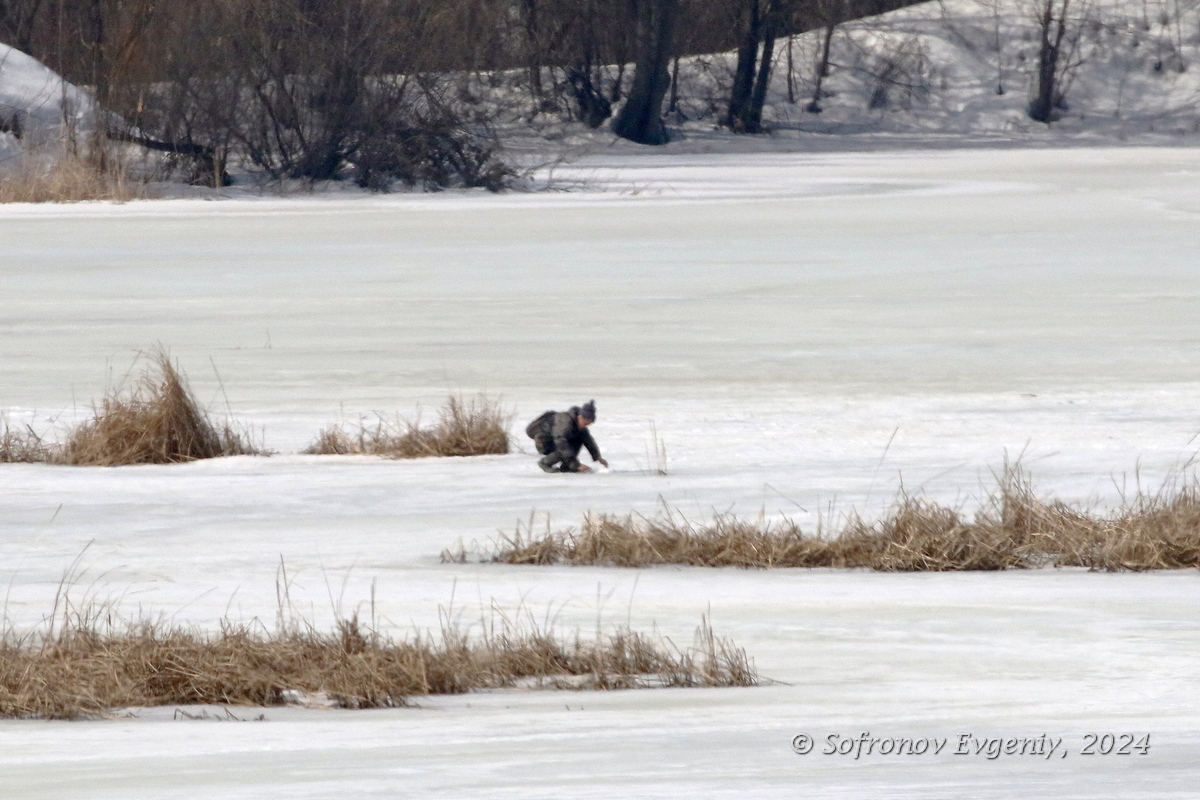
[0,602,755,719]
[0,151,138,204]
[449,469,1200,572]
[0,419,51,463]
[54,351,264,465]
[304,395,511,459]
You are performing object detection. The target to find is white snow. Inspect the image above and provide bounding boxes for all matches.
[2,145,1200,797]
[762,0,1200,139]
[0,43,91,160]
[494,0,1200,156]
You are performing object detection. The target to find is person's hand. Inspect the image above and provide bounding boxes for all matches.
[578,464,593,474]
[597,458,609,468]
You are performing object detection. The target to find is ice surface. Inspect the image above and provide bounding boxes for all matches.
[2,146,1199,797]
[2,571,1198,800]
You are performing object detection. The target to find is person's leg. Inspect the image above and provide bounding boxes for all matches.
[537,440,582,473]
[538,442,563,472]
[536,436,559,471]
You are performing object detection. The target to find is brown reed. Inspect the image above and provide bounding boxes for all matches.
[0,419,51,463]
[0,604,755,719]
[0,150,137,204]
[54,350,264,465]
[449,469,1200,572]
[303,394,511,459]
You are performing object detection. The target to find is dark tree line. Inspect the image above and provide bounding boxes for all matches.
[603,0,930,140]
[0,0,928,186]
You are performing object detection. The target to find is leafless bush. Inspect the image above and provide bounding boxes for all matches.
[861,35,934,110]
[304,395,511,459]
[56,350,264,466]
[352,107,511,192]
[454,468,1200,571]
[113,0,513,190]
[0,599,756,719]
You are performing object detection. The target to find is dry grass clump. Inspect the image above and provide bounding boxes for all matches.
[0,152,137,204]
[0,419,51,463]
[458,510,818,569]
[451,470,1200,572]
[835,470,1200,571]
[56,351,264,466]
[303,395,511,459]
[0,605,755,719]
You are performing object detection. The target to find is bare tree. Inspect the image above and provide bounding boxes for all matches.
[1028,0,1087,122]
[566,0,620,127]
[809,25,836,112]
[521,0,545,96]
[612,0,678,144]
[727,0,787,133]
[0,0,44,53]
[114,0,510,189]
[726,0,764,130]
[5,0,952,178]
[746,6,779,127]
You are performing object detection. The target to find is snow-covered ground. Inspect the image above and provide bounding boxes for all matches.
[2,146,1200,797]
[0,42,91,161]
[517,0,1200,150]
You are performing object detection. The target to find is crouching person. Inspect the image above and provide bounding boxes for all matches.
[526,400,609,473]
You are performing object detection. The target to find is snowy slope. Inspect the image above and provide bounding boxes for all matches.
[770,0,1200,138]
[501,0,1200,151]
[0,43,90,156]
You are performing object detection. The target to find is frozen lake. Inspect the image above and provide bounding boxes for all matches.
[2,146,1199,797]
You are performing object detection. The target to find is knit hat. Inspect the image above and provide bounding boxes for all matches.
[580,400,596,421]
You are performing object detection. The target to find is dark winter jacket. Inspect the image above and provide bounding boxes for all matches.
[527,410,601,465]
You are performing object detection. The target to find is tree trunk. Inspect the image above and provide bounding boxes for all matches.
[1028,0,1068,123]
[726,0,761,130]
[668,53,680,112]
[521,0,543,97]
[610,62,625,103]
[807,24,834,113]
[110,129,230,187]
[744,23,776,132]
[569,65,613,128]
[786,35,795,103]
[0,0,45,54]
[85,0,108,106]
[612,0,678,146]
